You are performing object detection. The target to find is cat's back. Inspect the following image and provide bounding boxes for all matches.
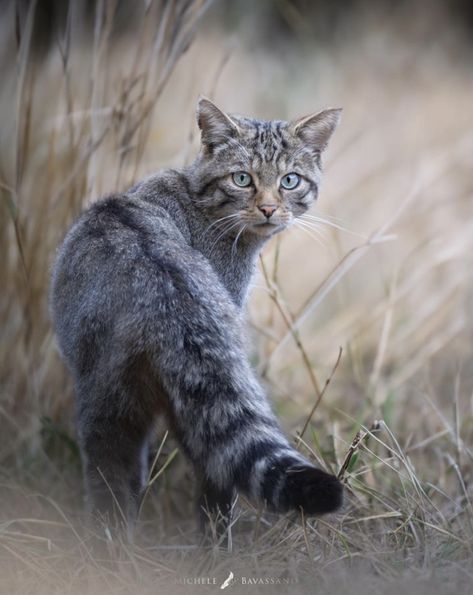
[50,171,198,366]
[53,169,191,290]
[52,193,178,296]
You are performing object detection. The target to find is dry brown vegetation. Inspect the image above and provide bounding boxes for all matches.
[1,1,472,594]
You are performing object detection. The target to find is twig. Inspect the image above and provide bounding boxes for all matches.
[296,347,343,448]
[337,421,381,480]
[260,255,322,399]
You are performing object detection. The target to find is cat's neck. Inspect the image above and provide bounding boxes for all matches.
[188,212,265,307]
[178,168,268,307]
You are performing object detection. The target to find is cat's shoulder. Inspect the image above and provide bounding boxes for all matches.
[128,167,191,203]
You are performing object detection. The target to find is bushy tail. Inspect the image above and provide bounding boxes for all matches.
[203,414,343,516]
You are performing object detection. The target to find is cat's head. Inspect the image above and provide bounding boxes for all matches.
[192,97,341,239]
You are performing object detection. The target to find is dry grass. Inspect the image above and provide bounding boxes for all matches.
[1,2,472,593]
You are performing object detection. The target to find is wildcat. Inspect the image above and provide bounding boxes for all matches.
[50,97,343,533]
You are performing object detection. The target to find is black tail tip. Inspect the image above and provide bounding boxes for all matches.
[282,465,343,515]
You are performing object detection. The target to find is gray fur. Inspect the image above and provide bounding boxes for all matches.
[50,98,343,531]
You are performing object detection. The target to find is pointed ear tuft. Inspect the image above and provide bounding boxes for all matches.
[293,107,342,151]
[196,96,240,148]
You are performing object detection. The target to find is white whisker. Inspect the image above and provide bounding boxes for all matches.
[205,213,240,235]
[301,213,367,239]
[294,221,327,250]
[296,219,326,240]
[231,224,247,260]
[207,220,242,257]
[313,211,346,224]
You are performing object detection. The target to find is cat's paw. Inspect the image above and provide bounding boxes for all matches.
[282,465,343,515]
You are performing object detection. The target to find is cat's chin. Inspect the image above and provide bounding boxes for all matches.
[249,222,285,237]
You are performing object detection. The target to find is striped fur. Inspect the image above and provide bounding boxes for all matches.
[50,98,343,532]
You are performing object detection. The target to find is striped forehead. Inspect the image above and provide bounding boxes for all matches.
[241,119,294,181]
[246,120,285,160]
[213,116,317,184]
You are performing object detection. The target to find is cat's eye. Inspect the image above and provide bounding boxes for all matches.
[232,171,252,188]
[280,173,300,190]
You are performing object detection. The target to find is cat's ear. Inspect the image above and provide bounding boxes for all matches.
[196,97,240,148]
[292,108,342,152]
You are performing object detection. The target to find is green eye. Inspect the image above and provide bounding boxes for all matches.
[280,173,300,190]
[232,171,252,187]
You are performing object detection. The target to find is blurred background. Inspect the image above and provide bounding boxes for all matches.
[1,1,472,593]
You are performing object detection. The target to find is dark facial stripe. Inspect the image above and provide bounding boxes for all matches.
[195,176,222,200]
[307,180,319,195]
[294,187,316,204]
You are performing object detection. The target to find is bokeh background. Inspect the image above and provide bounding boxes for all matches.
[1,1,473,594]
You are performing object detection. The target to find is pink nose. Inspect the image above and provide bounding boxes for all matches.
[258,204,277,219]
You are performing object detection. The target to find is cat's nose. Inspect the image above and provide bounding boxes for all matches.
[258,204,277,219]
